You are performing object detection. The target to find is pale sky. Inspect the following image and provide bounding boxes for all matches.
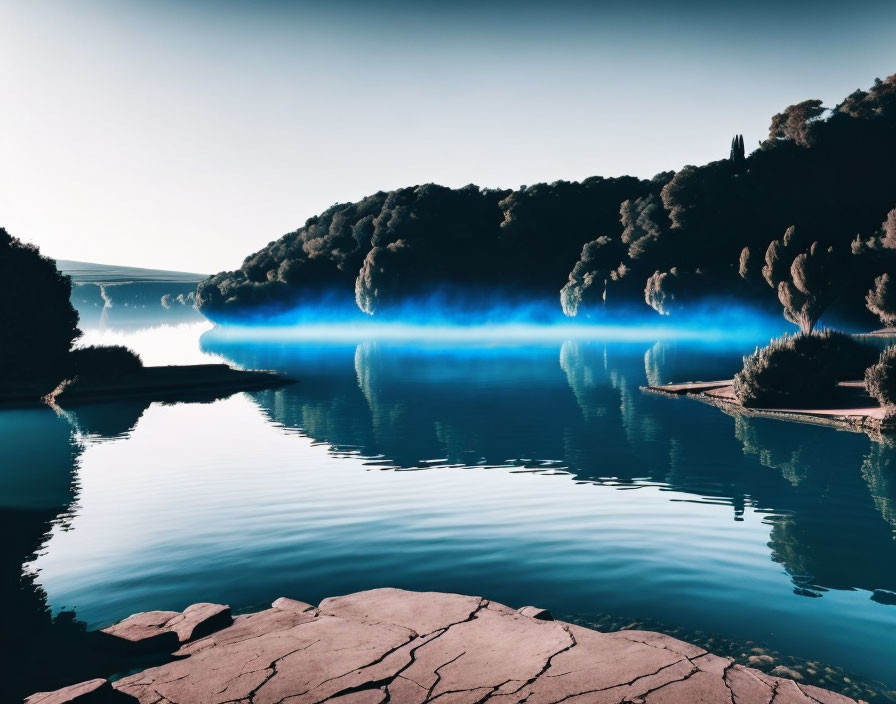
[1,0,894,273]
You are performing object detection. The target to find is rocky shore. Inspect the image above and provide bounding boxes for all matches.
[26,588,865,704]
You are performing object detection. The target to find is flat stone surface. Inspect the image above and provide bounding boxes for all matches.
[98,603,232,652]
[33,589,863,704]
[99,610,180,652]
[517,605,554,621]
[25,678,113,704]
[164,602,232,642]
[318,587,483,635]
[272,596,316,613]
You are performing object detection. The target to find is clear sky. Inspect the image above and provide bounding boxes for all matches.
[1,0,894,273]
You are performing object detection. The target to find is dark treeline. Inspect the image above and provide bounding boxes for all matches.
[1,228,81,390]
[198,74,896,328]
[0,227,146,395]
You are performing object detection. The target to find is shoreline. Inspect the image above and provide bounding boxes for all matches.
[0,364,293,409]
[26,588,869,704]
[643,380,896,436]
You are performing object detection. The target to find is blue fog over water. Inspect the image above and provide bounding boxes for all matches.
[5,316,896,694]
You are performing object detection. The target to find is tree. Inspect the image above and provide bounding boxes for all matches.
[762,226,800,288]
[768,99,825,146]
[762,227,841,332]
[0,227,81,385]
[883,207,896,249]
[644,267,697,315]
[865,345,896,406]
[776,242,841,333]
[729,134,745,172]
[866,273,896,326]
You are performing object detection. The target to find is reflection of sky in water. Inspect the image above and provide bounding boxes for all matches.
[76,321,224,366]
[15,323,896,686]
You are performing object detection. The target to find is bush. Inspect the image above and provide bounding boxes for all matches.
[865,345,896,406]
[733,330,879,408]
[69,345,143,383]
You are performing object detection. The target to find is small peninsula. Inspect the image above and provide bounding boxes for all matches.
[0,227,291,409]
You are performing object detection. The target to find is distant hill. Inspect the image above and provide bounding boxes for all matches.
[57,260,207,284]
[196,73,896,329]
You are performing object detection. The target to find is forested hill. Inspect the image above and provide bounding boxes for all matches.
[197,74,896,327]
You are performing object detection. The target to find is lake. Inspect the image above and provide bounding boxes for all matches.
[5,320,896,699]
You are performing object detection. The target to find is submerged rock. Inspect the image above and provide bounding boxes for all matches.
[32,589,865,704]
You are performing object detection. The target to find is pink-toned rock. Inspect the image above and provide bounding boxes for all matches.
[517,605,554,620]
[798,683,863,704]
[174,606,317,656]
[98,610,180,653]
[99,603,231,653]
[24,678,121,704]
[27,588,860,704]
[164,602,232,642]
[271,596,316,613]
[318,587,483,635]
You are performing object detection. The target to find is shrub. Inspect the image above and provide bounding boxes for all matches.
[733,330,879,408]
[865,345,896,406]
[69,345,143,383]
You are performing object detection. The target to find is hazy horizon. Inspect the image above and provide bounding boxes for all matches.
[1,0,895,273]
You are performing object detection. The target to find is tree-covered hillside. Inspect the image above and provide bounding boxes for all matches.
[198,74,896,328]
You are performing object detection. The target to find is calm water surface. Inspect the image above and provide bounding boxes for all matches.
[5,321,896,694]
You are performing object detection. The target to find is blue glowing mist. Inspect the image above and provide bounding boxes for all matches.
[203,292,792,344]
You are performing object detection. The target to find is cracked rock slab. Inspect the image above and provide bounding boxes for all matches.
[24,678,130,704]
[98,611,180,653]
[165,602,232,642]
[29,589,862,704]
[518,606,554,621]
[98,602,232,654]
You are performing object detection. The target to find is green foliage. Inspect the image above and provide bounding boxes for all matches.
[733,331,879,408]
[865,345,896,406]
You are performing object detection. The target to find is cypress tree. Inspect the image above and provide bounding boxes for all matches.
[730,134,746,172]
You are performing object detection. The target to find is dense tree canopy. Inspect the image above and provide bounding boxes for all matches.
[0,227,80,384]
[198,73,896,328]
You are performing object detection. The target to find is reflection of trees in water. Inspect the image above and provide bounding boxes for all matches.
[2,390,268,700]
[732,414,896,595]
[860,440,896,537]
[1,408,93,700]
[203,339,377,453]
[735,416,811,487]
[354,342,419,462]
[351,342,584,467]
[559,340,611,421]
[207,335,896,601]
[643,341,666,388]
